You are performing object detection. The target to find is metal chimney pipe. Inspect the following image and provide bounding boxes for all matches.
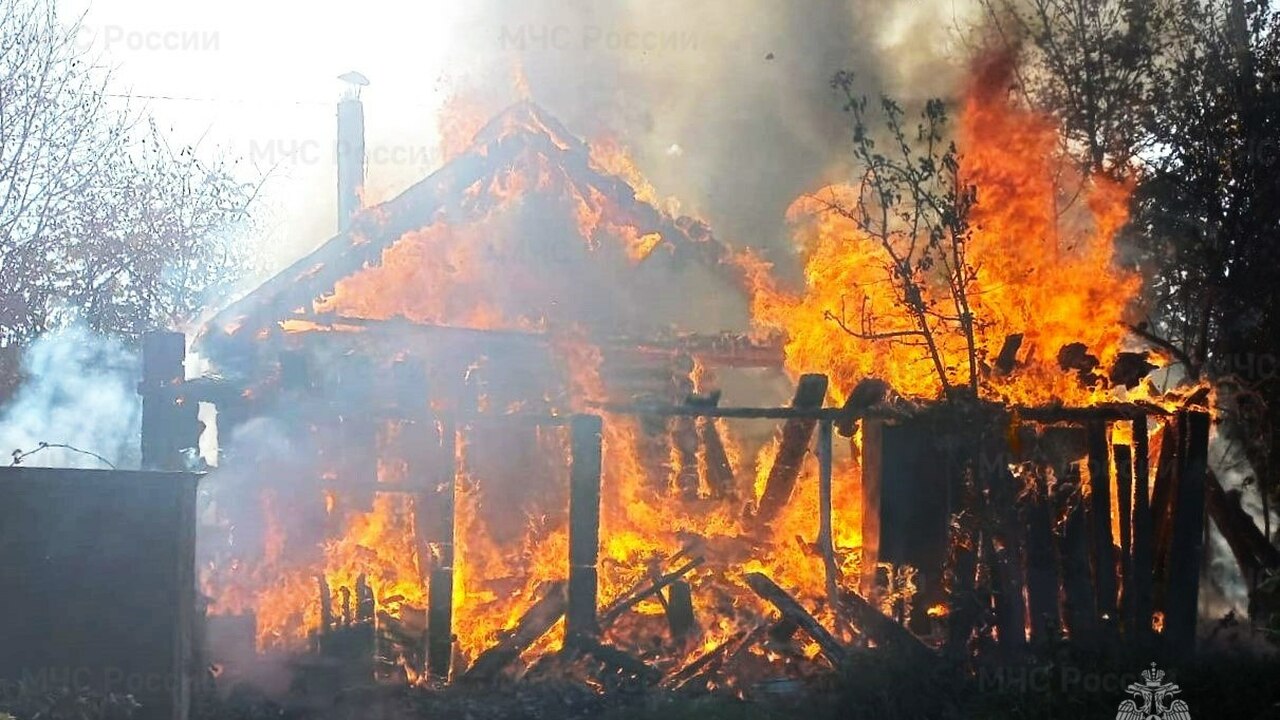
[336,71,369,232]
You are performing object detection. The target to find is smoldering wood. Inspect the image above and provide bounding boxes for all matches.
[860,419,883,596]
[140,331,200,471]
[1059,486,1098,647]
[462,581,568,682]
[1132,415,1155,645]
[835,588,935,665]
[662,624,767,691]
[755,374,829,525]
[356,574,375,623]
[1086,421,1117,622]
[671,411,701,499]
[744,572,846,666]
[1165,411,1210,658]
[816,419,840,612]
[599,557,705,627]
[994,333,1024,375]
[568,415,604,639]
[1151,415,1183,587]
[688,391,737,499]
[986,465,1027,658]
[664,580,695,640]
[1021,471,1059,647]
[565,635,662,685]
[1114,444,1135,632]
[318,577,334,635]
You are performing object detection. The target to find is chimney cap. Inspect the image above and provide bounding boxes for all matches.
[338,70,370,87]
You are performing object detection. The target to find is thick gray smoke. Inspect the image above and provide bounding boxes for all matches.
[0,327,141,469]
[445,0,973,263]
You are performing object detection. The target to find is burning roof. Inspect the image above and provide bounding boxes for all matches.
[199,101,752,372]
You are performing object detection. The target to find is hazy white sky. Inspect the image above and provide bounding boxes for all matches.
[63,0,481,268]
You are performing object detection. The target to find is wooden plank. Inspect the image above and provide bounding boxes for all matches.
[664,581,695,640]
[816,419,840,610]
[1165,411,1209,658]
[1132,414,1155,646]
[1151,415,1183,588]
[1086,421,1117,624]
[1021,470,1059,647]
[1059,480,1097,647]
[743,572,846,666]
[461,581,567,682]
[835,588,935,665]
[860,419,883,596]
[140,331,199,471]
[1114,444,1135,634]
[755,375,829,525]
[568,415,603,639]
[600,557,704,627]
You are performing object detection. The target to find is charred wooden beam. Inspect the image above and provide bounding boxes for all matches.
[689,392,737,499]
[662,624,766,691]
[568,415,603,640]
[994,333,1024,375]
[1165,411,1210,658]
[1151,415,1183,588]
[860,419,883,596]
[426,420,457,679]
[836,588,935,664]
[755,375,829,526]
[744,572,846,666]
[1059,484,1098,647]
[816,419,840,611]
[1021,472,1059,647]
[1114,444,1135,633]
[462,581,567,682]
[566,635,662,685]
[987,465,1028,658]
[1132,415,1155,646]
[665,580,695,640]
[140,331,199,470]
[1086,421,1118,623]
[600,557,704,627]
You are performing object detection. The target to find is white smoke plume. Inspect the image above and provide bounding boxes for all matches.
[0,327,142,469]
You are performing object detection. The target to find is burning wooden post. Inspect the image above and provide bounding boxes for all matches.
[816,418,839,609]
[140,331,199,470]
[690,391,736,499]
[755,374,828,525]
[1165,411,1209,658]
[744,572,846,666]
[1022,470,1059,647]
[425,420,457,679]
[568,414,603,640]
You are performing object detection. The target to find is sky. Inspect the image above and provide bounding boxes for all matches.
[61,0,975,278]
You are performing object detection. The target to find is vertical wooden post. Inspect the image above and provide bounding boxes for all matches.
[859,419,883,597]
[1165,411,1209,658]
[567,414,603,640]
[1022,470,1059,647]
[1086,420,1117,625]
[1114,444,1135,633]
[140,331,198,470]
[426,419,457,679]
[816,419,839,608]
[1132,414,1154,645]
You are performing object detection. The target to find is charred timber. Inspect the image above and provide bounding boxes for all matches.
[568,415,603,639]
[744,572,846,666]
[755,374,828,526]
[1165,411,1210,658]
[462,581,567,682]
[1086,421,1118,623]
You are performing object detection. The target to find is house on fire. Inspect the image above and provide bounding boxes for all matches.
[193,100,780,416]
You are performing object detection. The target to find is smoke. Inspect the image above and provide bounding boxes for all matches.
[0,327,141,469]
[441,0,978,261]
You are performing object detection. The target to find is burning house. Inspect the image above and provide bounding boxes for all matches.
[132,61,1222,695]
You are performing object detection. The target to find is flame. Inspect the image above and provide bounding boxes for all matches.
[742,55,1147,406]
